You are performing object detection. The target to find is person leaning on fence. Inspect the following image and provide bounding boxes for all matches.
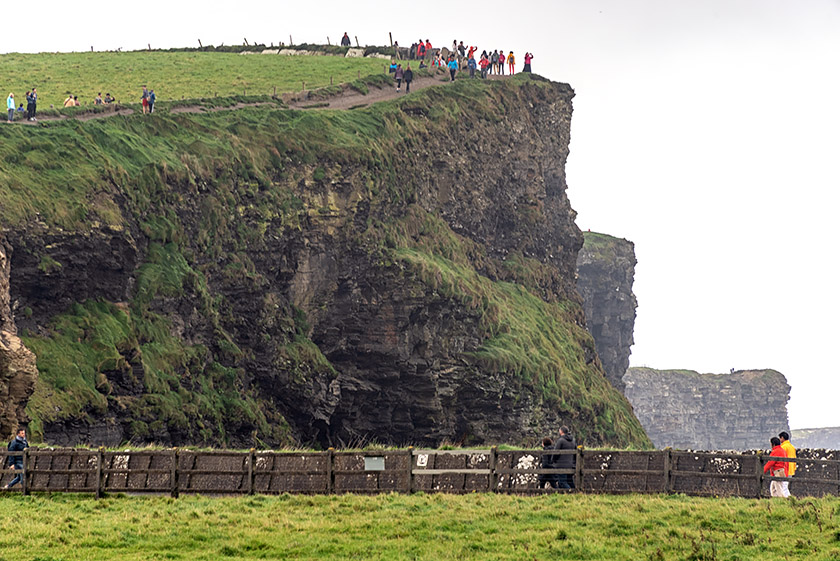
[764,436,787,498]
[538,437,559,489]
[553,425,576,489]
[779,431,796,498]
[4,428,27,490]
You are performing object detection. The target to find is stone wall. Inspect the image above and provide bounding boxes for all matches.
[623,367,791,450]
[576,232,637,391]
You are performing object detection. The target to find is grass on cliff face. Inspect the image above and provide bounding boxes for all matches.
[0,493,837,560]
[0,51,386,108]
[378,210,646,447]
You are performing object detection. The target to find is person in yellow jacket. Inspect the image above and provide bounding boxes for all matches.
[779,431,796,497]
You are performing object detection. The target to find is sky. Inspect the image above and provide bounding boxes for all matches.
[2,1,838,429]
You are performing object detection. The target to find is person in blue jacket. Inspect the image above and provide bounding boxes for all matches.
[6,93,14,122]
[447,56,458,81]
[467,56,477,78]
[5,428,28,489]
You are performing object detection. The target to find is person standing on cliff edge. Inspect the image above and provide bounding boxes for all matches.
[779,431,796,497]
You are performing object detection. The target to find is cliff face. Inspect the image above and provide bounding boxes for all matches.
[576,232,637,392]
[0,236,38,437]
[0,76,649,448]
[623,367,790,450]
[792,428,840,450]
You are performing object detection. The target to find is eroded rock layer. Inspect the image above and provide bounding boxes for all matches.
[624,367,790,450]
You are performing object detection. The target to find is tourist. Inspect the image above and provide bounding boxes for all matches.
[457,40,466,59]
[94,92,103,105]
[553,425,576,489]
[538,437,559,489]
[16,103,24,115]
[409,42,417,60]
[4,428,27,489]
[764,436,787,497]
[467,55,477,78]
[341,32,351,47]
[498,50,506,75]
[27,88,37,121]
[447,56,458,81]
[141,86,149,114]
[64,94,75,108]
[507,51,516,75]
[394,63,404,91]
[389,60,397,73]
[479,55,490,79]
[491,50,499,75]
[74,96,80,106]
[6,93,14,122]
[149,89,156,113]
[467,45,477,60]
[419,40,427,60]
[523,52,533,73]
[104,93,114,104]
[403,64,414,93]
[779,431,796,497]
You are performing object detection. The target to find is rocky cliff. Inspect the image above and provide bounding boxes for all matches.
[623,367,790,449]
[0,76,649,448]
[576,232,637,392]
[792,427,840,450]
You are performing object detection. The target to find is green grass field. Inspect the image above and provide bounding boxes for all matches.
[0,51,387,107]
[0,493,837,560]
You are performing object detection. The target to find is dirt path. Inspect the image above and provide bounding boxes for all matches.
[288,74,446,110]
[13,71,493,124]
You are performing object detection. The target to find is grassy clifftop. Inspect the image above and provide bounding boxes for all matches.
[1,70,650,448]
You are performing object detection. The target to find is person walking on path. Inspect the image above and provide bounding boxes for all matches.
[498,51,506,75]
[553,425,577,489]
[447,56,458,81]
[403,64,414,93]
[6,93,14,122]
[394,64,404,91]
[141,86,149,114]
[764,436,787,497]
[779,431,796,498]
[523,52,533,72]
[27,88,37,121]
[467,55,477,78]
[507,51,516,75]
[149,89,156,113]
[4,428,28,489]
[341,32,351,47]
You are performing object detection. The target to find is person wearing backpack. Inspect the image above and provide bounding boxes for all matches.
[490,50,499,75]
[4,428,27,490]
[507,51,516,75]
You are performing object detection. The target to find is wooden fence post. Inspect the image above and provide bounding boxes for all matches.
[406,447,414,493]
[755,453,764,499]
[247,449,255,495]
[170,448,179,498]
[355,36,359,47]
[95,447,104,499]
[575,446,584,491]
[326,448,334,493]
[21,448,29,496]
[488,446,498,492]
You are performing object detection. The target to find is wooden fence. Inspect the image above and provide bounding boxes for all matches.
[1,447,837,498]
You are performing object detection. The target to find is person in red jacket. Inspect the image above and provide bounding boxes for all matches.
[764,437,787,497]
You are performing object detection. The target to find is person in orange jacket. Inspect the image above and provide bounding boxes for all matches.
[507,51,515,75]
[779,431,796,497]
[764,437,787,497]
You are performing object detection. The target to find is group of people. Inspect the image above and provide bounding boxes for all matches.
[763,431,797,497]
[538,425,577,489]
[5,89,37,122]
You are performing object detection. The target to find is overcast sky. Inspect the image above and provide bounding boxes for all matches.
[3,1,837,429]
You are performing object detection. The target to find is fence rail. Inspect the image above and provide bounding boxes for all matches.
[1,447,838,498]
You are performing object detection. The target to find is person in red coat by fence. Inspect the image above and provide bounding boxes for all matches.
[764,437,787,498]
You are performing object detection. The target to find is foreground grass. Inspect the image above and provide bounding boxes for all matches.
[0,51,386,107]
[0,493,838,560]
